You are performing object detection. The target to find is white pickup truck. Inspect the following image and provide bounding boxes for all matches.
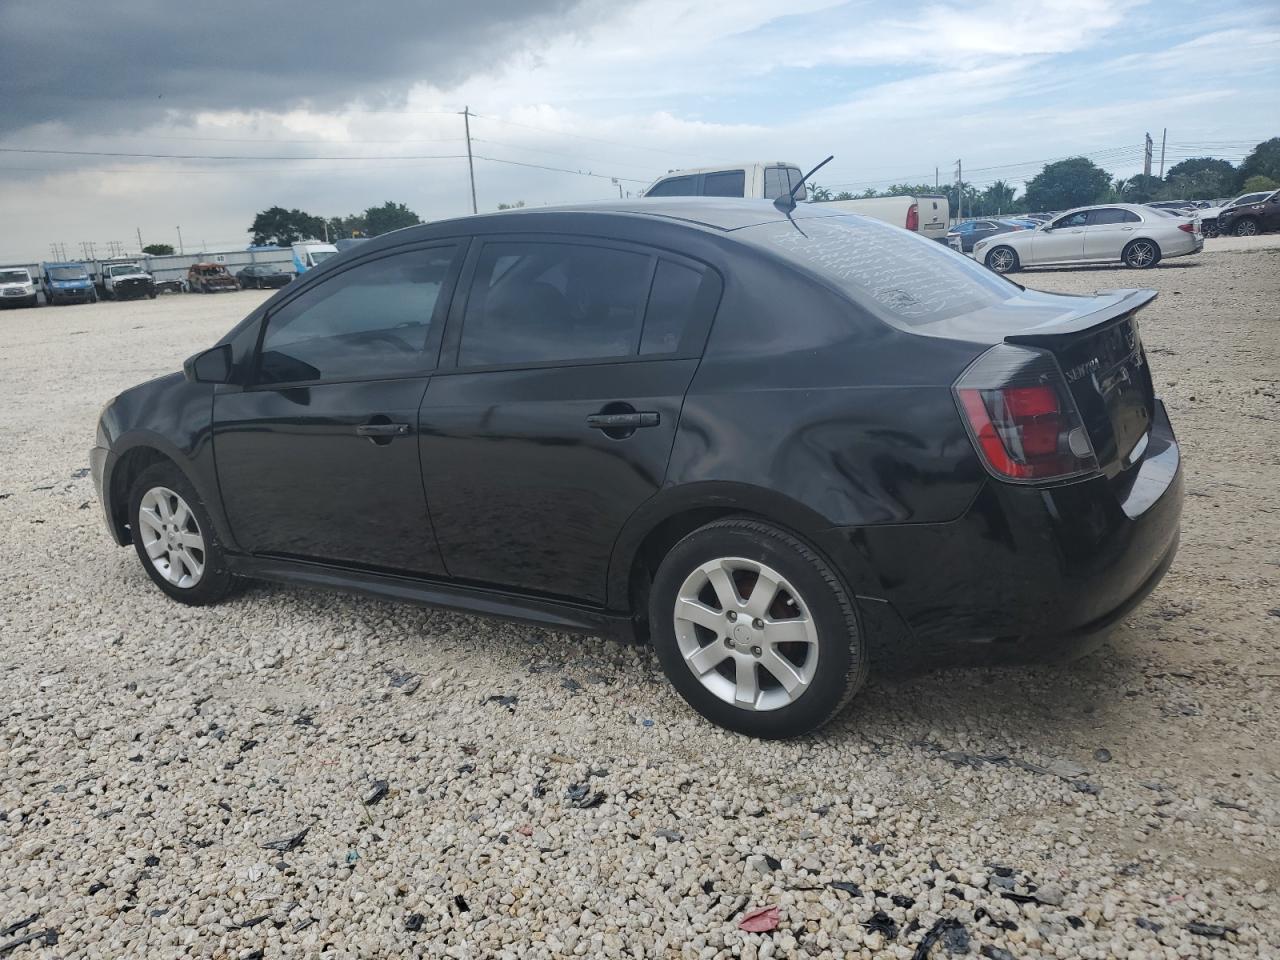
[643,162,951,242]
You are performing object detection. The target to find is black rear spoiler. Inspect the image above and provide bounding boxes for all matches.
[1004,288,1157,345]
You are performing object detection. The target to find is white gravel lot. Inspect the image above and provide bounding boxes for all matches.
[1,237,1277,959]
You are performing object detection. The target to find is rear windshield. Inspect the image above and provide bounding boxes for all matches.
[745,215,1016,326]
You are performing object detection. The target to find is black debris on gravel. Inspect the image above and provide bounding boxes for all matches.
[143,854,160,867]
[763,854,782,871]
[1066,916,1084,929]
[486,694,518,709]
[910,918,965,959]
[260,826,310,852]
[453,895,470,913]
[363,780,390,806]
[1136,917,1163,933]
[0,927,58,956]
[829,881,862,896]
[565,784,605,809]
[405,913,424,932]
[892,894,916,909]
[1186,921,1236,939]
[980,946,1015,960]
[863,911,898,939]
[0,917,37,940]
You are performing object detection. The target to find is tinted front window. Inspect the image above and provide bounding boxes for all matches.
[0,270,30,283]
[747,215,1015,327]
[1054,211,1090,228]
[49,268,87,280]
[257,246,456,384]
[459,241,653,367]
[703,170,746,197]
[646,176,696,197]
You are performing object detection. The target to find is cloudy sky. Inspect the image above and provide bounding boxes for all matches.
[1,0,1276,261]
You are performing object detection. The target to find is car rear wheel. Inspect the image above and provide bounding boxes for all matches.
[986,245,1019,273]
[1233,218,1260,237]
[649,517,867,738]
[128,462,236,605]
[1123,239,1161,269]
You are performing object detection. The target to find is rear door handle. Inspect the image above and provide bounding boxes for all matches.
[356,422,410,437]
[586,412,660,429]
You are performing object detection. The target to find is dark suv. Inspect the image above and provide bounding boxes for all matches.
[92,200,1182,738]
[1217,190,1280,237]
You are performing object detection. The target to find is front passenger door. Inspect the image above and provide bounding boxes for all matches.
[1033,210,1089,262]
[212,243,463,574]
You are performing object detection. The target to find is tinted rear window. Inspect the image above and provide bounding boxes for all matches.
[746,215,1016,326]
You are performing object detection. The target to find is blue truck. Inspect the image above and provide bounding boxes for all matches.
[41,262,97,305]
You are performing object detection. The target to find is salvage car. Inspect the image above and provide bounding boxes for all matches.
[92,199,1183,738]
[1216,190,1280,237]
[187,262,239,293]
[975,204,1202,272]
[236,264,294,289]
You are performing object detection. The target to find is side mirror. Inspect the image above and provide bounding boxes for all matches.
[184,344,233,384]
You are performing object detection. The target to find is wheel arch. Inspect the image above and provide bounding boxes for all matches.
[107,433,231,548]
[606,481,883,630]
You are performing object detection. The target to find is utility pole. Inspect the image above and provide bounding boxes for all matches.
[955,159,963,221]
[1158,128,1167,179]
[176,226,184,256]
[461,106,478,215]
[611,177,623,198]
[1143,133,1153,178]
[935,167,939,190]
[136,228,144,254]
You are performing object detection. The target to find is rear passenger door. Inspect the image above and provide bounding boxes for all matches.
[1083,207,1140,259]
[418,237,721,604]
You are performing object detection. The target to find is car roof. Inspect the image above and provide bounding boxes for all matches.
[651,162,799,178]
[361,198,856,245]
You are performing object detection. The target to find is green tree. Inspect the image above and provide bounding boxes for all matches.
[326,214,368,240]
[363,201,421,236]
[248,206,326,246]
[807,184,833,202]
[1023,157,1112,211]
[1240,174,1279,193]
[141,243,174,256]
[1119,174,1164,203]
[496,200,527,211]
[1241,137,1280,184]
[1163,157,1239,198]
[979,180,1017,215]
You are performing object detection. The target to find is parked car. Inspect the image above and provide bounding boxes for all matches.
[947,218,1027,253]
[92,200,1182,738]
[0,266,40,308]
[974,204,1202,272]
[100,262,156,300]
[643,161,951,242]
[188,263,239,293]
[1198,190,1279,237]
[236,264,293,290]
[1216,190,1280,237]
[41,262,97,304]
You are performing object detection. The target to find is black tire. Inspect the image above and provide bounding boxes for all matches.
[128,461,237,606]
[1233,217,1260,237]
[648,517,867,738]
[1123,239,1161,269]
[1203,222,1219,239]
[148,291,157,299]
[985,245,1020,273]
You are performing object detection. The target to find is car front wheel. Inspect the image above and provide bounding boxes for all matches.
[985,245,1019,273]
[128,462,236,605]
[1123,239,1161,268]
[649,517,867,738]
[1233,218,1260,237]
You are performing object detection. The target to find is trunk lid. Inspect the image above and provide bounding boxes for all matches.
[1003,289,1157,476]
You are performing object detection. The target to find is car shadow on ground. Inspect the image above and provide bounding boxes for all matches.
[1021,261,1202,274]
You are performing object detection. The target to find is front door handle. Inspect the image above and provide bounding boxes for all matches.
[586,411,660,430]
[356,421,410,444]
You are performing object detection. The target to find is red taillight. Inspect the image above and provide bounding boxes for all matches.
[1178,222,1195,233]
[955,345,1098,483]
[906,203,919,232]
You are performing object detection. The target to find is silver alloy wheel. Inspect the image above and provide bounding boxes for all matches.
[137,486,206,588]
[1127,241,1156,267]
[673,557,819,712]
[1235,219,1258,236]
[988,247,1016,272]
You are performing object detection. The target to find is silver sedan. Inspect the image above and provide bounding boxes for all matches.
[974,203,1203,273]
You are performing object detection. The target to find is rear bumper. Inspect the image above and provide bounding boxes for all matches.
[841,400,1182,663]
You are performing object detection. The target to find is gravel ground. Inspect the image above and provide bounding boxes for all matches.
[2,237,1277,959]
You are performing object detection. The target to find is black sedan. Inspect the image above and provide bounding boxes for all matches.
[947,217,1029,252]
[236,264,294,289]
[92,199,1182,738]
